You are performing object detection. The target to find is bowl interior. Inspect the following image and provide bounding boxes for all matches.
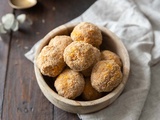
[34,23,130,113]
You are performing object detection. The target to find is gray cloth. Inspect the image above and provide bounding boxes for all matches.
[25,0,160,119]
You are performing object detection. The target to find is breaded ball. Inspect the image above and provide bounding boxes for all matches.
[63,41,100,71]
[48,35,73,49]
[36,46,65,77]
[101,50,122,67]
[81,78,102,101]
[81,47,101,77]
[91,60,123,92]
[71,22,102,48]
[54,69,85,99]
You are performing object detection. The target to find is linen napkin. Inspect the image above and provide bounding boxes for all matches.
[25,0,160,120]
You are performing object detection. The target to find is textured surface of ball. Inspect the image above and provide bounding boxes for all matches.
[101,50,122,67]
[54,69,85,99]
[36,46,65,77]
[49,35,73,49]
[81,78,102,101]
[63,41,100,71]
[71,22,102,47]
[91,60,123,92]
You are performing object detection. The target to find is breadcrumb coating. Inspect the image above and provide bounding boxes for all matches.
[81,47,101,77]
[54,69,85,99]
[49,35,73,49]
[63,41,99,71]
[81,78,102,101]
[101,50,122,67]
[37,22,125,101]
[91,60,123,92]
[36,46,65,77]
[71,22,102,48]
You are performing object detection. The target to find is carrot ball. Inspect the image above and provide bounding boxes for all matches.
[81,78,102,101]
[101,50,122,67]
[81,47,101,77]
[71,22,102,48]
[91,60,123,92]
[36,46,65,77]
[63,41,100,71]
[49,35,73,49]
[54,69,85,99]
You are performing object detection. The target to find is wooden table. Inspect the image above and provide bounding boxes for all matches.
[0,0,96,119]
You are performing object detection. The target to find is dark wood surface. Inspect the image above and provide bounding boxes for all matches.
[0,0,96,119]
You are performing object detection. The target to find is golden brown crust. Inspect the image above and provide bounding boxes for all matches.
[91,60,123,92]
[48,35,73,50]
[37,22,125,101]
[54,69,85,99]
[81,78,102,101]
[36,46,65,77]
[101,50,122,67]
[71,22,102,48]
[63,41,100,71]
[81,47,101,77]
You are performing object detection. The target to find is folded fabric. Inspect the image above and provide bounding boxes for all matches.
[25,0,160,120]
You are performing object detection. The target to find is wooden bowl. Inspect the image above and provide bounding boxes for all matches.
[34,23,130,114]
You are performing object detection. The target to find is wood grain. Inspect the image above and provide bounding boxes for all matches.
[0,0,12,120]
[1,0,96,120]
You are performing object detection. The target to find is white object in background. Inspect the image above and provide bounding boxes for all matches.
[9,0,37,9]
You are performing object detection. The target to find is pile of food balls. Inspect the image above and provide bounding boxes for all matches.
[36,22,123,101]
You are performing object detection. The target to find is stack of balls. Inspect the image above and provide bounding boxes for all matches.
[36,22,123,101]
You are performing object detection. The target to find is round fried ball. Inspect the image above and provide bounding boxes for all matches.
[81,47,101,77]
[91,60,123,92]
[81,78,102,101]
[49,35,73,49]
[101,50,122,67]
[54,69,85,99]
[36,46,65,77]
[63,41,100,71]
[71,22,102,48]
